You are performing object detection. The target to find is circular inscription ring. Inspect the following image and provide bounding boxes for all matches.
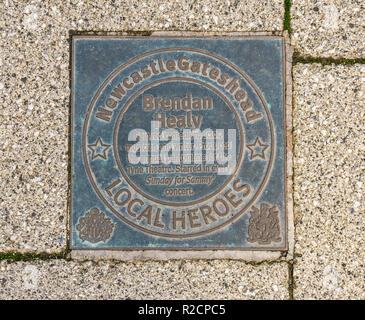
[83,47,274,238]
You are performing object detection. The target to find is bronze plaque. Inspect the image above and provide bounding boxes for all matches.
[70,34,291,252]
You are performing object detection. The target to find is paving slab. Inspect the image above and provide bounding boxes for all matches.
[291,0,365,58]
[0,259,289,299]
[0,1,284,253]
[293,64,365,299]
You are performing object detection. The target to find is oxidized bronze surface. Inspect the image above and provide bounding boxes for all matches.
[71,35,288,250]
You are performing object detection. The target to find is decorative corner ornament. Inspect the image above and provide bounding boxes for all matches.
[247,203,281,245]
[76,208,115,243]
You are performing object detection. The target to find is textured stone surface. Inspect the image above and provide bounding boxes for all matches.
[291,0,365,58]
[0,259,289,299]
[1,0,364,301]
[293,64,365,299]
[0,0,284,253]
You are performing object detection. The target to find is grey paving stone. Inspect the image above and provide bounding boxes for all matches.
[293,64,365,299]
[0,1,284,253]
[0,259,289,299]
[291,0,365,58]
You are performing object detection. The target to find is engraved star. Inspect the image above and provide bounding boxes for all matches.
[247,137,269,160]
[88,137,111,160]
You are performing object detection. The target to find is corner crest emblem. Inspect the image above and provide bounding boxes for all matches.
[247,203,281,245]
[76,208,115,243]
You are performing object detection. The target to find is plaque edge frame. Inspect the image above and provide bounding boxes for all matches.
[69,31,294,262]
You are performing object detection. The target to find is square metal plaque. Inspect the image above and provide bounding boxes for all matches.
[70,33,292,260]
